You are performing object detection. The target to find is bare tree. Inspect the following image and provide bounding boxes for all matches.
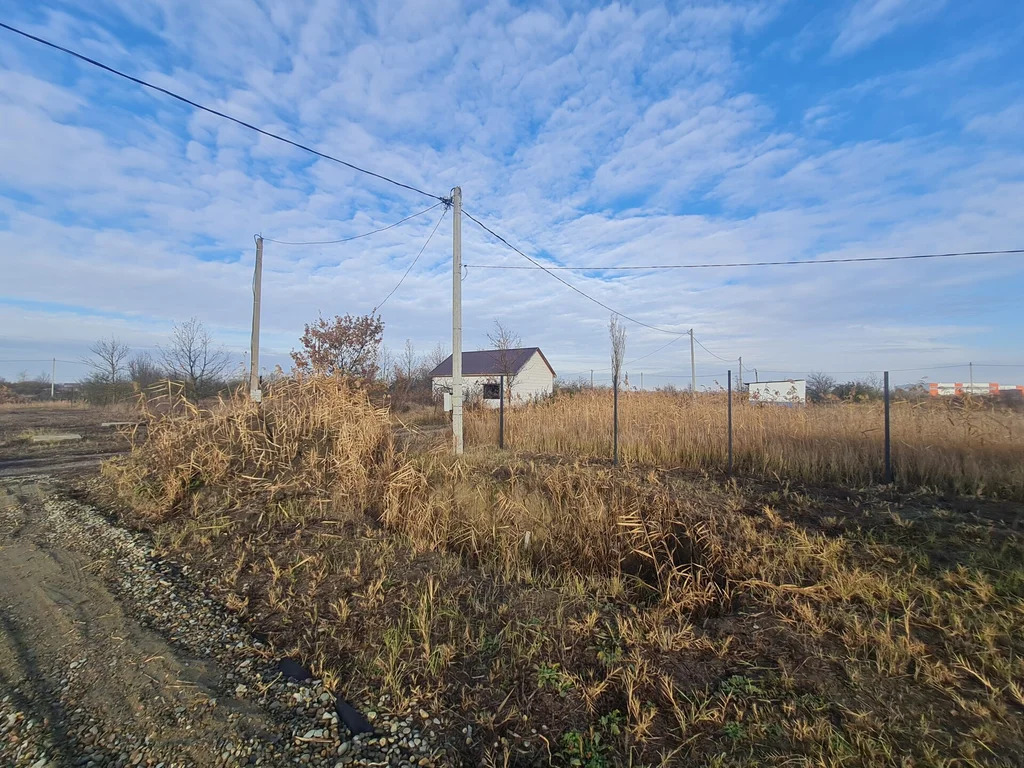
[424,342,449,370]
[161,318,230,399]
[488,319,523,398]
[128,352,165,390]
[806,372,836,403]
[609,314,626,466]
[85,337,131,384]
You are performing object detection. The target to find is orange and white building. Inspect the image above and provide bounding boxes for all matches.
[929,382,1024,396]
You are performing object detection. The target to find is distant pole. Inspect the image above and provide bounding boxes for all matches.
[727,369,733,476]
[640,371,643,391]
[451,186,464,455]
[50,357,55,399]
[738,357,743,389]
[969,361,974,396]
[498,374,505,450]
[689,329,696,394]
[883,371,893,484]
[754,368,759,383]
[249,235,263,401]
[591,369,594,388]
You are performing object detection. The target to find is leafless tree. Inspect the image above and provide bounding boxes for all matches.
[488,319,522,398]
[85,337,131,384]
[424,342,449,370]
[609,314,626,466]
[128,352,165,390]
[161,318,230,399]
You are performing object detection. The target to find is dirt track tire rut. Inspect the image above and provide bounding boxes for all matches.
[0,477,443,767]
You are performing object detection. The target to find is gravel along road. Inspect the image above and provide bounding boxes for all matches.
[0,475,444,768]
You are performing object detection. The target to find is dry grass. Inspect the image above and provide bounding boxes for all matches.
[98,380,1024,767]
[466,390,1024,498]
[103,378,396,523]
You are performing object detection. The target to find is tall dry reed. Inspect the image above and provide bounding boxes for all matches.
[103,377,396,522]
[465,390,1024,497]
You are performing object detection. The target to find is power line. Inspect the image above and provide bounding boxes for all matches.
[463,209,688,336]
[372,204,448,314]
[263,203,442,245]
[693,336,733,363]
[623,335,685,366]
[0,22,448,204]
[463,248,1024,271]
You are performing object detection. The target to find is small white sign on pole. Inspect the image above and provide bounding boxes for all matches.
[443,392,452,412]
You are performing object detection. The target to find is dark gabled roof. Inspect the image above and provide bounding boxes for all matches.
[429,347,555,378]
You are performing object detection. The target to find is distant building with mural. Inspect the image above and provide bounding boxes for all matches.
[929,382,1024,398]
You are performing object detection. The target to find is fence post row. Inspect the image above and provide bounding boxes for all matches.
[499,374,505,450]
[727,369,733,477]
[883,371,893,484]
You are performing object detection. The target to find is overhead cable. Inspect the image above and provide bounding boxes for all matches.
[0,22,448,204]
[463,209,687,336]
[463,248,1024,271]
[263,203,442,246]
[372,205,449,314]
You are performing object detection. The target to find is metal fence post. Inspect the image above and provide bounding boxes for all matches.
[499,374,505,450]
[727,369,733,476]
[884,370,893,484]
[613,381,619,467]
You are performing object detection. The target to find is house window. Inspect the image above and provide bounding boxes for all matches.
[482,383,500,400]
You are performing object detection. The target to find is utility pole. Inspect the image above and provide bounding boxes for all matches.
[738,356,743,389]
[249,235,263,402]
[590,369,594,388]
[640,372,643,391]
[969,361,974,396]
[50,357,55,399]
[451,186,464,455]
[754,368,759,383]
[689,329,696,394]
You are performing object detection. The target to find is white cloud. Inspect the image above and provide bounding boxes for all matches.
[832,0,946,57]
[0,1,1021,386]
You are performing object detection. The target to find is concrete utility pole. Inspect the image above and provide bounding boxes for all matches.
[249,235,263,402]
[738,356,743,389]
[689,329,696,394]
[590,369,594,388]
[50,358,55,399]
[451,187,464,455]
[969,361,974,395]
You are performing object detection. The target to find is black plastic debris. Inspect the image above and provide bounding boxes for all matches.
[276,658,312,681]
[335,695,373,735]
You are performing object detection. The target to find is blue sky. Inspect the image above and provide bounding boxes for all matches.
[1,0,1023,387]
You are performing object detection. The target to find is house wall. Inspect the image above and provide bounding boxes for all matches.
[510,351,554,401]
[431,352,553,408]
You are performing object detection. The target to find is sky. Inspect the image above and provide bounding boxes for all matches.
[1,0,1023,388]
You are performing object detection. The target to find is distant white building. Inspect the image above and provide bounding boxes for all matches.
[430,347,555,407]
[749,379,806,405]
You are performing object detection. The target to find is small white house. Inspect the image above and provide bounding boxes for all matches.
[430,347,555,407]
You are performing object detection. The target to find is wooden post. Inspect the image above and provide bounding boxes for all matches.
[249,236,263,401]
[498,374,505,449]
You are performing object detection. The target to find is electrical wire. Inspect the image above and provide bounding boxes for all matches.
[371,205,448,314]
[693,336,733,363]
[463,248,1024,271]
[463,209,688,336]
[262,203,442,245]
[623,335,685,366]
[0,22,448,204]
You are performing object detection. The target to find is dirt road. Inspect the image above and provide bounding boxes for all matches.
[0,474,440,768]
